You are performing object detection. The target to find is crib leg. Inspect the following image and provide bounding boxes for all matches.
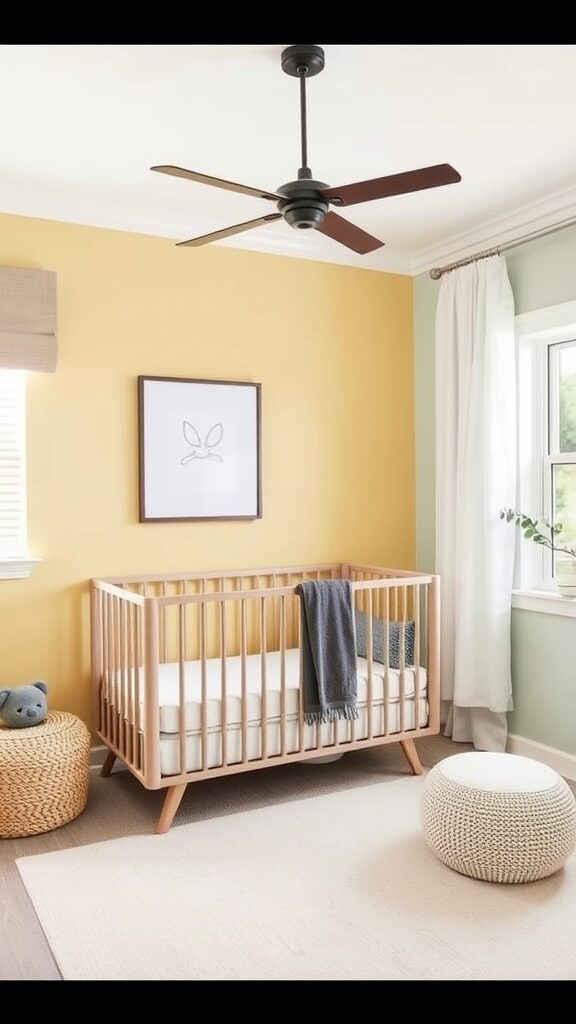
[400,739,424,776]
[101,750,116,777]
[156,783,188,834]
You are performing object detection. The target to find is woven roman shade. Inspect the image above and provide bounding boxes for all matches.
[0,266,57,372]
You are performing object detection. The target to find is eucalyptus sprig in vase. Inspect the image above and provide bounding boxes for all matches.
[500,508,576,596]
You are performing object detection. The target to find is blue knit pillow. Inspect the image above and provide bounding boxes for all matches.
[355,610,415,668]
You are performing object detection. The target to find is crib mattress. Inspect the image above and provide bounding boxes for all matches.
[104,649,429,776]
[157,696,429,776]
[128,649,427,734]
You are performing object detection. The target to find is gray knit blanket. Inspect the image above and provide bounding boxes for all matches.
[296,580,359,726]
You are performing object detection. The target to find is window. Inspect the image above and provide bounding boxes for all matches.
[0,370,38,579]
[0,370,26,556]
[517,300,576,591]
[0,265,56,579]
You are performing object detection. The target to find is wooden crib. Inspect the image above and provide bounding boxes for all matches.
[90,563,440,833]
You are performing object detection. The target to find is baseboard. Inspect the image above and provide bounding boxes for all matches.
[90,744,108,769]
[90,744,128,772]
[507,733,576,782]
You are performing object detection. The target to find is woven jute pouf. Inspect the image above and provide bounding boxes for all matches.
[421,751,576,884]
[0,711,90,838]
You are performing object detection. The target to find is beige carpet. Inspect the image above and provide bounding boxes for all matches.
[16,775,576,981]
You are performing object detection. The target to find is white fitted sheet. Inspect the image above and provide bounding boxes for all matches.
[134,649,427,734]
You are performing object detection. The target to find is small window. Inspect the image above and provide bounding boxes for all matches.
[548,342,576,578]
[517,302,576,590]
[0,369,27,559]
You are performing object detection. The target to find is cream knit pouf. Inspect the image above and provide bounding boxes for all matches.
[421,752,576,884]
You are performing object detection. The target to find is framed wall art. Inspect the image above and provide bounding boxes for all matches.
[138,376,262,522]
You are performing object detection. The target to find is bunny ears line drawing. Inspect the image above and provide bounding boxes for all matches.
[181,421,224,464]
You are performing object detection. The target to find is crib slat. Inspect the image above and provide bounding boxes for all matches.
[221,599,228,768]
[114,596,121,750]
[178,604,186,777]
[241,599,248,763]
[414,583,421,732]
[280,595,286,757]
[297,592,304,754]
[313,574,323,751]
[96,589,103,737]
[123,596,130,759]
[98,590,106,738]
[271,574,277,653]
[287,574,293,649]
[200,601,208,772]
[366,589,374,740]
[118,597,127,762]
[106,594,112,744]
[104,593,110,741]
[260,597,267,761]
[333,577,340,745]
[119,597,126,760]
[349,582,356,743]
[126,601,133,765]
[160,580,167,664]
[399,585,407,734]
[180,578,188,663]
[135,605,143,771]
[428,576,441,733]
[383,587,390,736]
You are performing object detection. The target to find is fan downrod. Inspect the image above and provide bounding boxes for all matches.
[281,44,325,78]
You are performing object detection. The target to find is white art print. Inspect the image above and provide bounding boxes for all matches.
[138,377,261,520]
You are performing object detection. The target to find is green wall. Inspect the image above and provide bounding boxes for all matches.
[414,225,576,755]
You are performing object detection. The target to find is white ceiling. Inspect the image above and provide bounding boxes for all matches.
[2,43,576,275]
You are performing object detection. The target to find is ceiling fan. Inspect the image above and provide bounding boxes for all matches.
[151,44,461,255]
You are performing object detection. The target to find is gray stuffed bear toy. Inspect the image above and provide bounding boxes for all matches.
[0,681,48,728]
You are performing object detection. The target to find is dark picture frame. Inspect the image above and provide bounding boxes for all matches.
[138,376,262,522]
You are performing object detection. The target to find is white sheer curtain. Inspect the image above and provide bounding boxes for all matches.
[435,255,516,751]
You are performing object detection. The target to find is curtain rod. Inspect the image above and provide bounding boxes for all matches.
[429,212,576,280]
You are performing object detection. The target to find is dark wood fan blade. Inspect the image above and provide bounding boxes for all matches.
[151,165,281,202]
[315,212,384,254]
[176,214,282,248]
[320,164,461,207]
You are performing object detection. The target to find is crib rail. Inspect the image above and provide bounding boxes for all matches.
[91,563,440,794]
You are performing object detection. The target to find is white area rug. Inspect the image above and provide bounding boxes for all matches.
[17,776,576,980]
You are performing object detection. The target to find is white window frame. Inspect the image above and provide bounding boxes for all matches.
[0,369,40,579]
[516,299,576,597]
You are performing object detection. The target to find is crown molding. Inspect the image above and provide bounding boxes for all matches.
[410,183,576,277]
[218,225,413,275]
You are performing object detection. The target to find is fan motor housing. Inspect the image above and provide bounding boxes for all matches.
[276,178,329,230]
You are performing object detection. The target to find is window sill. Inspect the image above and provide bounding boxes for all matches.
[0,557,41,580]
[512,589,576,618]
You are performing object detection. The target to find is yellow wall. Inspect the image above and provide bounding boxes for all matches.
[0,211,414,725]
